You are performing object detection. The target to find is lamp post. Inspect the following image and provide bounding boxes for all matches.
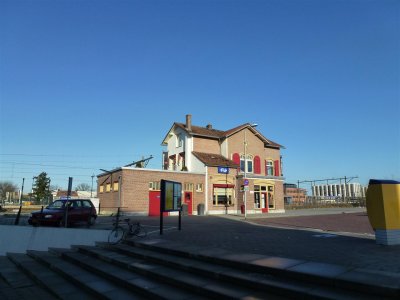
[243,123,257,220]
[30,177,36,202]
[19,178,25,205]
[244,130,248,219]
[91,174,95,198]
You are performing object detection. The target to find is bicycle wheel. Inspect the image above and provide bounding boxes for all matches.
[134,224,147,238]
[108,226,124,244]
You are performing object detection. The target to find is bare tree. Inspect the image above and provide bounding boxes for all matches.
[50,184,61,191]
[75,183,91,191]
[0,181,18,200]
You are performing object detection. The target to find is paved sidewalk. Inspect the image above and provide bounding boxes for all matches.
[144,209,400,275]
[219,208,374,236]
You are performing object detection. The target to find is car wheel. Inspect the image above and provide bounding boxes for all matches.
[87,216,96,227]
[58,219,67,228]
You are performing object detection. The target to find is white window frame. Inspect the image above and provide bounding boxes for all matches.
[240,154,253,173]
[266,160,274,176]
[184,183,194,191]
[176,133,183,148]
[149,181,161,191]
[195,183,203,192]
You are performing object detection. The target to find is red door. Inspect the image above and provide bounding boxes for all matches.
[149,191,168,216]
[184,192,193,215]
[261,192,269,213]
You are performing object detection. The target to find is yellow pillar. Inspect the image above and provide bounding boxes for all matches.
[366,179,400,245]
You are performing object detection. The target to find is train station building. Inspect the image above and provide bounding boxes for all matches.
[97,115,285,216]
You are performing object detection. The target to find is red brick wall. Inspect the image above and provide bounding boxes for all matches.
[227,129,282,176]
[97,170,123,214]
[228,128,266,159]
[274,181,284,210]
[193,136,220,154]
[98,168,205,215]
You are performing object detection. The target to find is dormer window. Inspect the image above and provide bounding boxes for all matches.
[176,133,184,148]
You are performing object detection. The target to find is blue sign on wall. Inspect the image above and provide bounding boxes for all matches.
[218,167,229,174]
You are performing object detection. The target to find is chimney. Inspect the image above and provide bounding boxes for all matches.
[186,114,192,131]
[206,124,212,129]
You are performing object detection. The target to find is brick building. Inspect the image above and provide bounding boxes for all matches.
[283,183,307,204]
[98,115,285,215]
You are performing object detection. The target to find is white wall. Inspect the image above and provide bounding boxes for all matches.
[0,225,109,255]
[191,155,206,173]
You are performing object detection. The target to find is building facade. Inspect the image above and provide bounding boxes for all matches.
[283,183,307,204]
[98,115,285,215]
[311,183,367,198]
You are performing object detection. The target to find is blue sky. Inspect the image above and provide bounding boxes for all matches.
[1,0,399,191]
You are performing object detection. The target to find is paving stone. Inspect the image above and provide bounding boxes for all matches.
[335,268,400,297]
[194,247,233,258]
[249,256,305,270]
[0,286,24,300]
[14,285,56,299]
[102,288,146,300]
[128,277,160,290]
[85,280,116,294]
[287,261,350,279]
[147,284,207,300]
[219,253,268,263]
[204,282,259,299]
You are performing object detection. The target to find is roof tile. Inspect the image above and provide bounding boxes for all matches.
[192,151,239,168]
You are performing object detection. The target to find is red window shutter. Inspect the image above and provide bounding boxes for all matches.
[274,160,280,176]
[254,156,261,174]
[232,153,240,166]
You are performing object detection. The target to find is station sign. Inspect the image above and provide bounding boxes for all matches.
[218,167,229,174]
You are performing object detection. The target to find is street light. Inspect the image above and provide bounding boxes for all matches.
[19,178,25,205]
[91,174,95,198]
[243,123,257,220]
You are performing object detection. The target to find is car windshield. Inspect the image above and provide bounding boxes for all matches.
[47,200,66,209]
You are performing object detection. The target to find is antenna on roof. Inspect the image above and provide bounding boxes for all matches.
[124,155,154,168]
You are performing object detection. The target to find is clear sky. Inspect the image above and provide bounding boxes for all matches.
[1,0,399,192]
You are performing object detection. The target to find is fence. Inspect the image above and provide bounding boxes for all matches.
[285,196,366,210]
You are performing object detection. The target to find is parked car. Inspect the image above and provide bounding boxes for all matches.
[28,199,97,227]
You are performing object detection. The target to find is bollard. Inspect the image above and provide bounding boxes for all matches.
[366,179,400,245]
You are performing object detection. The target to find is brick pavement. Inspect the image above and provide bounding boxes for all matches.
[249,212,374,235]
[144,212,400,274]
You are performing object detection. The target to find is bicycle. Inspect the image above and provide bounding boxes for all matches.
[108,218,147,245]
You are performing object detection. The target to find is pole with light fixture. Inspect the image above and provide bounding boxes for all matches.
[90,174,95,198]
[243,123,257,220]
[244,130,248,219]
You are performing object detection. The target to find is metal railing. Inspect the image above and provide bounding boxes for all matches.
[285,196,366,209]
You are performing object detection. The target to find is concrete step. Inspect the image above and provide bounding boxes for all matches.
[121,239,400,299]
[26,250,146,300]
[57,246,274,300]
[6,252,96,300]
[92,243,314,299]
[0,256,55,300]
[49,247,207,300]
[2,238,399,299]
[76,243,381,300]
